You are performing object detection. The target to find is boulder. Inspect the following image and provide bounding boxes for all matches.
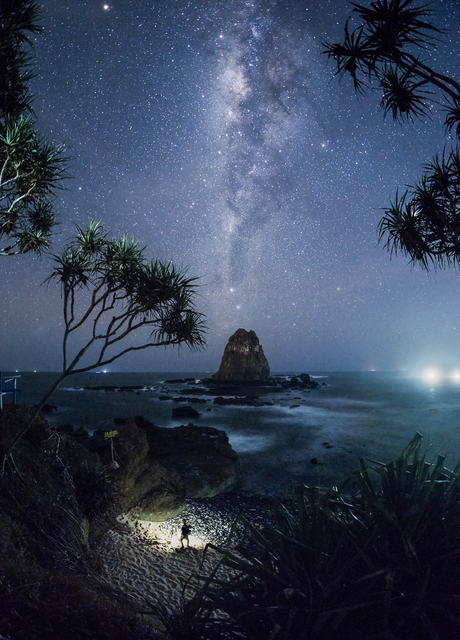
[172,405,200,418]
[213,328,270,382]
[130,486,186,522]
[280,375,320,390]
[86,419,186,521]
[146,422,240,499]
[83,417,240,522]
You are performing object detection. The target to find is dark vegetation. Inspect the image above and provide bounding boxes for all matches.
[1,1,460,637]
[323,0,460,269]
[1,407,459,640]
[182,433,460,639]
[0,405,161,640]
[0,0,206,464]
[2,220,206,467]
[0,0,66,256]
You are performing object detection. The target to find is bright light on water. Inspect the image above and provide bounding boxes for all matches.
[420,367,460,384]
[422,368,442,384]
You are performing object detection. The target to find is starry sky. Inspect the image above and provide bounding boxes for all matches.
[1,0,460,373]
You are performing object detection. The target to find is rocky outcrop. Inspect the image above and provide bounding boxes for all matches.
[213,395,274,407]
[213,328,270,382]
[147,422,240,500]
[84,417,240,522]
[172,405,200,418]
[280,374,321,390]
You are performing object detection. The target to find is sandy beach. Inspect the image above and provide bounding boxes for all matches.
[97,521,220,615]
[96,493,274,627]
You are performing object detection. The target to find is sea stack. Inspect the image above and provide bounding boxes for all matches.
[213,328,270,382]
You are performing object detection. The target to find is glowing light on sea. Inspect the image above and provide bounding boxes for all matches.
[422,367,442,384]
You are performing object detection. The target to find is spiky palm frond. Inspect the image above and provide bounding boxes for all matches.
[0,1,41,118]
[46,246,93,289]
[0,1,43,46]
[0,113,34,153]
[0,3,67,256]
[444,98,460,139]
[100,235,145,292]
[152,301,207,349]
[323,0,454,125]
[134,260,200,310]
[352,0,440,56]
[16,226,51,255]
[74,220,106,257]
[323,23,371,93]
[379,64,429,121]
[26,200,56,233]
[378,149,460,268]
[378,191,429,265]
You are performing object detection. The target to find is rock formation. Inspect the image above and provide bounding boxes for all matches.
[212,328,270,382]
[172,405,200,419]
[84,416,240,521]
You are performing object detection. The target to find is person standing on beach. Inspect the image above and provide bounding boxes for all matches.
[180,520,191,548]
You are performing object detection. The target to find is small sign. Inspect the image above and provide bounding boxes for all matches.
[104,430,119,439]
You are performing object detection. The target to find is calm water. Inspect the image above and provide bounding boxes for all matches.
[6,370,460,495]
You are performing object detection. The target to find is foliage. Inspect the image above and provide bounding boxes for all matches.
[0,0,67,256]
[323,0,460,131]
[185,433,460,639]
[3,221,206,462]
[323,0,460,269]
[47,220,206,374]
[378,147,460,268]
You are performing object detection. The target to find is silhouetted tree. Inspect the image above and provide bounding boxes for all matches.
[3,221,206,465]
[323,0,460,269]
[0,0,66,256]
[378,148,460,268]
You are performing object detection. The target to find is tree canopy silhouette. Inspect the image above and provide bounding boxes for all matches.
[323,0,460,269]
[0,0,66,256]
[3,220,206,464]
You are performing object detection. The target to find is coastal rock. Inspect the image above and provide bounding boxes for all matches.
[172,405,200,419]
[213,395,273,407]
[131,486,186,522]
[280,374,320,390]
[173,396,208,404]
[146,422,240,499]
[213,328,270,382]
[87,419,185,521]
[41,403,57,413]
[84,417,240,521]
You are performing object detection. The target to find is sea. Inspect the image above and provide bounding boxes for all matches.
[5,370,460,496]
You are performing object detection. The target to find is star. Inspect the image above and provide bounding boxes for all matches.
[1,0,459,373]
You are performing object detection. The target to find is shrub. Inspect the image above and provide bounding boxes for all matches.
[186,433,460,639]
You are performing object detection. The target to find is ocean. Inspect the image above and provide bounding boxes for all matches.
[6,370,460,496]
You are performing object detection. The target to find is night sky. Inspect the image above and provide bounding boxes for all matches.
[1,0,460,374]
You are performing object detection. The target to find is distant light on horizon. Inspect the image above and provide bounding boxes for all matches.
[422,367,442,384]
[420,367,460,384]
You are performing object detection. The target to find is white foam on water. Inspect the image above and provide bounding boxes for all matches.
[227,434,272,453]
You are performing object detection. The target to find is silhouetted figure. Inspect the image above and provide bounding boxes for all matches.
[180,520,191,548]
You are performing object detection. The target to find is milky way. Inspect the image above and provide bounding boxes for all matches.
[213,2,308,286]
[1,0,459,373]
